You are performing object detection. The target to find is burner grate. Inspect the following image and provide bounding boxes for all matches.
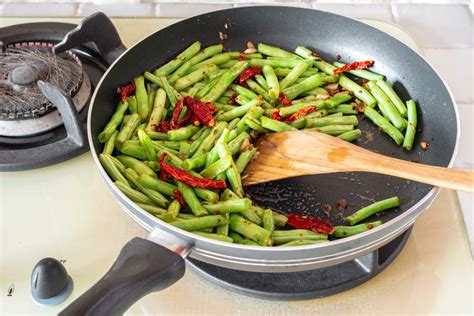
[0,42,83,120]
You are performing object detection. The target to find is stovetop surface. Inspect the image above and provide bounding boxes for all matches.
[1,18,472,315]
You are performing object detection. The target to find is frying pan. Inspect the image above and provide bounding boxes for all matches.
[59,7,459,315]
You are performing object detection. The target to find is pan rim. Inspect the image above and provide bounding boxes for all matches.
[87,6,460,259]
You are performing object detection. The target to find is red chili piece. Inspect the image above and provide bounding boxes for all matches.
[333,60,374,75]
[159,154,226,189]
[228,93,238,105]
[156,121,172,132]
[287,213,335,234]
[239,67,262,86]
[286,106,316,121]
[174,190,188,208]
[170,99,185,129]
[271,110,283,121]
[120,82,135,103]
[183,96,217,127]
[278,92,292,107]
[159,168,172,182]
[238,55,248,61]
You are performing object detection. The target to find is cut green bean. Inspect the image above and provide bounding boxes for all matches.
[217,96,263,122]
[258,43,299,59]
[229,214,272,246]
[102,130,118,155]
[154,41,201,76]
[305,115,358,128]
[368,81,406,130]
[200,155,232,179]
[262,209,275,233]
[191,231,233,243]
[279,60,311,90]
[278,240,328,246]
[375,80,408,117]
[189,44,224,66]
[325,92,353,108]
[164,199,181,223]
[175,64,219,91]
[99,154,129,186]
[215,213,230,236]
[282,73,332,100]
[332,221,382,238]
[235,147,257,173]
[260,116,297,132]
[176,181,208,217]
[170,215,228,231]
[217,143,244,197]
[255,74,269,90]
[346,197,400,225]
[363,106,404,145]
[338,129,362,142]
[116,155,156,178]
[262,64,280,99]
[120,141,147,160]
[272,229,328,245]
[203,198,252,214]
[134,76,149,122]
[188,53,231,73]
[98,101,129,143]
[201,61,248,102]
[115,180,152,204]
[146,88,166,131]
[116,113,141,148]
[403,99,417,150]
[167,125,200,141]
[137,130,156,161]
[137,203,167,216]
[307,124,354,135]
[327,103,358,115]
[124,168,168,208]
[339,74,376,107]
[139,174,177,196]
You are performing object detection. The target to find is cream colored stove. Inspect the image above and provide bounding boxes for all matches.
[1,17,472,315]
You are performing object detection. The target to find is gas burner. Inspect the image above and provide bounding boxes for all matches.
[0,42,91,137]
[0,13,124,171]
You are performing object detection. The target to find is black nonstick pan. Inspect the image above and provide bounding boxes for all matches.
[58,7,459,315]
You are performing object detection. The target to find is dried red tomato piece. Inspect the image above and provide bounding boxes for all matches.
[287,213,335,234]
[286,106,316,121]
[159,154,226,189]
[174,190,187,208]
[119,82,135,103]
[333,60,374,75]
[183,96,217,127]
[228,93,238,105]
[278,92,292,107]
[238,54,248,61]
[271,110,283,121]
[239,67,262,85]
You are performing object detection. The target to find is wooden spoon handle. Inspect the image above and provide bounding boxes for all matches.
[354,153,474,192]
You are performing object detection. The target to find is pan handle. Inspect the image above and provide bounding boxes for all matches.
[59,237,186,316]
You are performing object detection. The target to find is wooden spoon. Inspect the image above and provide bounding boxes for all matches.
[242,131,474,192]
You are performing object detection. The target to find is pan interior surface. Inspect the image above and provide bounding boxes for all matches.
[88,7,457,248]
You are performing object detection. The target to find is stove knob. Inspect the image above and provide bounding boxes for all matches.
[31,258,73,306]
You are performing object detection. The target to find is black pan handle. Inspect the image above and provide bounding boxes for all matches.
[53,12,126,64]
[59,237,185,316]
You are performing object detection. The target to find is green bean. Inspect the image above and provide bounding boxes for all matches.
[245,80,271,102]
[189,44,224,66]
[257,43,299,58]
[346,197,400,225]
[176,181,208,217]
[305,115,358,128]
[217,96,263,122]
[307,124,354,135]
[338,129,362,142]
[217,143,244,197]
[127,95,138,115]
[137,130,156,161]
[294,46,337,76]
[102,130,118,155]
[290,109,328,129]
[137,203,167,216]
[260,116,297,132]
[262,209,275,233]
[227,132,251,155]
[116,114,141,148]
[108,155,126,174]
[191,231,233,243]
[170,215,228,231]
[175,64,219,91]
[147,89,156,119]
[403,99,417,150]
[138,175,176,197]
[327,103,358,115]
[195,77,220,99]
[274,67,318,78]
[234,84,258,100]
[194,188,219,204]
[124,169,168,208]
[188,128,211,157]
[235,147,257,173]
[190,126,206,141]
[279,101,324,117]
[133,76,149,122]
[272,211,288,227]
[167,125,200,141]
[279,60,312,90]
[116,155,156,178]
[168,61,192,85]
[363,106,404,145]
[302,86,329,97]
[375,80,408,117]
[192,122,227,158]
[188,53,231,73]
[220,60,239,69]
[333,61,384,81]
[201,61,248,102]
[164,199,181,223]
[115,180,153,204]
[332,221,382,238]
[325,92,353,108]
[215,213,230,236]
[278,240,328,246]
[248,59,301,68]
[154,41,201,76]
[120,141,147,160]
[201,155,232,179]
[228,118,240,130]
[98,100,129,143]
[143,71,162,87]
[159,76,182,108]
[99,154,130,186]
[262,64,280,99]
[152,141,179,156]
[214,103,237,112]
[339,74,376,107]
[244,117,269,133]
[255,74,269,90]
[282,73,331,100]
[147,130,168,140]
[203,198,252,214]
[368,81,406,130]
[183,153,208,170]
[272,229,328,245]
[146,88,166,131]
[229,215,272,246]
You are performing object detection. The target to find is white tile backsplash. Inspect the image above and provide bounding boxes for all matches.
[391,4,473,49]
[155,3,233,17]
[311,3,393,21]
[77,2,154,16]
[1,2,78,16]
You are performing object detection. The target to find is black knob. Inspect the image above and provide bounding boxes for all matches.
[31,258,73,305]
